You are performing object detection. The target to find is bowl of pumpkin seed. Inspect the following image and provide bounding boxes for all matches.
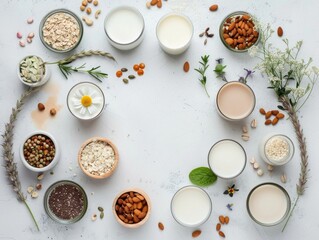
[18,55,51,87]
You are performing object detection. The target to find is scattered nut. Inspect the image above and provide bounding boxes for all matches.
[82,16,93,26]
[183,61,190,72]
[251,119,257,128]
[82,0,88,6]
[151,0,158,6]
[31,191,39,198]
[267,164,274,171]
[36,183,42,190]
[27,17,34,24]
[38,103,45,111]
[157,0,162,8]
[277,26,283,37]
[259,108,266,115]
[19,40,25,47]
[276,113,285,119]
[92,213,97,221]
[146,1,151,8]
[50,108,57,116]
[250,157,256,164]
[271,110,279,115]
[94,9,101,19]
[37,173,44,180]
[242,125,248,133]
[281,173,287,183]
[93,0,98,6]
[265,119,272,125]
[27,38,32,44]
[17,32,23,39]
[265,111,272,119]
[86,7,92,14]
[158,222,164,230]
[224,216,230,224]
[241,133,250,141]
[219,230,226,238]
[192,230,201,238]
[257,169,264,176]
[209,4,218,11]
[253,162,259,169]
[28,32,35,39]
[219,215,225,224]
[272,117,279,125]
[80,5,86,11]
[88,0,92,2]
[27,186,34,194]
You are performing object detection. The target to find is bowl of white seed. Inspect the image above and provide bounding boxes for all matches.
[18,55,51,87]
[39,9,83,53]
[78,137,119,179]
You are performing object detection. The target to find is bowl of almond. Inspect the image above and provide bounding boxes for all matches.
[219,11,260,52]
[112,188,151,228]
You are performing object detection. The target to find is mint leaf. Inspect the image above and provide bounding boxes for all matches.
[189,167,217,187]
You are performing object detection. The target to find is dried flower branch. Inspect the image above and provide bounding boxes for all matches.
[44,50,116,82]
[250,24,318,231]
[1,87,39,231]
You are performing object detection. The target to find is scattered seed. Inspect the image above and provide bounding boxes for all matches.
[158,222,164,230]
[257,169,264,176]
[242,125,248,133]
[37,173,44,180]
[241,133,250,141]
[139,63,145,69]
[199,32,205,37]
[100,211,104,219]
[19,40,25,47]
[116,70,123,78]
[219,230,226,238]
[36,183,42,190]
[28,32,35,39]
[146,1,151,8]
[224,216,230,224]
[281,173,287,183]
[128,75,136,80]
[86,7,92,14]
[137,69,144,76]
[192,230,201,238]
[80,5,86,11]
[216,223,221,231]
[93,0,98,6]
[98,207,104,212]
[31,191,39,198]
[253,162,259,169]
[50,108,57,116]
[207,33,214,38]
[17,32,23,39]
[27,186,34,194]
[267,164,274,171]
[121,68,128,72]
[204,38,207,45]
[250,157,256,164]
[251,119,257,128]
[27,17,34,24]
[219,215,225,224]
[92,213,97,221]
[27,38,32,43]
[123,78,129,84]
[95,9,101,19]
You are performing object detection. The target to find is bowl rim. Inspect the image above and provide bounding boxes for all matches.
[207,138,247,179]
[156,12,194,53]
[112,188,151,228]
[17,55,50,88]
[78,137,119,179]
[104,6,145,47]
[43,180,88,224]
[170,185,212,227]
[215,81,256,121]
[39,8,83,53]
[246,182,291,226]
[66,82,106,121]
[20,130,59,172]
[219,11,260,53]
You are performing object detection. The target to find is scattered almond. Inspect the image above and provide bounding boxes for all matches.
[150,0,158,5]
[277,26,283,37]
[219,215,225,224]
[192,230,201,238]
[276,113,285,119]
[265,119,272,125]
[209,4,218,11]
[38,103,45,111]
[259,108,266,115]
[183,61,190,72]
[265,111,272,119]
[216,223,221,231]
[224,216,230,224]
[219,230,226,238]
[271,110,279,115]
[272,117,279,125]
[158,222,164,231]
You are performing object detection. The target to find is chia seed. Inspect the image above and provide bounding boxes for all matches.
[48,183,85,220]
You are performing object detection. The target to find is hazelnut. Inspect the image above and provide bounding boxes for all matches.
[86,7,92,14]
[38,103,45,111]
[80,5,86,11]
[93,0,98,6]
[50,108,57,116]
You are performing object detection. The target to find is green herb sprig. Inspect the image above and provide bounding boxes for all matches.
[189,167,217,187]
[195,55,210,97]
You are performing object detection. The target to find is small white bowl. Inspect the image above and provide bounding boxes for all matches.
[104,6,145,50]
[20,131,59,172]
[18,55,51,88]
[156,13,194,55]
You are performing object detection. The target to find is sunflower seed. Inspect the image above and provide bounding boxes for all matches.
[251,119,257,128]
[253,162,259,169]
[281,173,287,183]
[241,133,250,141]
[242,125,248,133]
[257,169,264,176]
[267,164,274,171]
[250,157,256,164]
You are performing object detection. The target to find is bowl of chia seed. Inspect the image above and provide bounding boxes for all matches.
[44,180,88,224]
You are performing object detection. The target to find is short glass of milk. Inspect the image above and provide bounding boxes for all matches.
[208,139,247,179]
[246,182,291,226]
[171,186,212,227]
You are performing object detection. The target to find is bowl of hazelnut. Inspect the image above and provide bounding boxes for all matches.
[20,131,59,172]
[113,188,151,228]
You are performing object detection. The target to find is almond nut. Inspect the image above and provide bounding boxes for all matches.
[183,61,190,72]
[158,222,164,231]
[225,38,234,45]
[38,103,45,111]
[219,230,226,238]
[259,108,266,115]
[265,119,272,125]
[265,111,272,119]
[192,230,201,238]
[157,0,162,8]
[224,216,230,224]
[219,215,225,224]
[271,110,279,115]
[277,26,283,37]
[272,117,279,125]
[216,223,221,231]
[209,4,218,11]
[150,0,158,6]
[276,113,285,119]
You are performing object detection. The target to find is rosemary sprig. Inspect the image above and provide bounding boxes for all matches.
[195,55,210,97]
[58,64,108,82]
[1,87,40,231]
[44,50,116,82]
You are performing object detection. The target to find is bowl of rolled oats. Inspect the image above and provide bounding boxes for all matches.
[39,9,83,53]
[78,137,119,179]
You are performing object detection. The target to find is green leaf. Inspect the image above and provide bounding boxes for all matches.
[189,167,217,187]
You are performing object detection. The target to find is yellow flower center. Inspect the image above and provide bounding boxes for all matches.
[81,95,92,107]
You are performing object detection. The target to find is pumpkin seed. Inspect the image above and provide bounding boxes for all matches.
[100,211,104,219]
[121,68,128,72]
[123,78,129,84]
[98,206,104,212]
[128,75,136,80]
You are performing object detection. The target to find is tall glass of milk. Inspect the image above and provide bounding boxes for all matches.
[208,139,247,179]
[171,186,212,227]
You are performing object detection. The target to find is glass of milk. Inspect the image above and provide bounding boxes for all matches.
[246,182,291,226]
[156,13,194,55]
[216,81,256,121]
[104,6,145,50]
[208,139,247,179]
[171,186,212,227]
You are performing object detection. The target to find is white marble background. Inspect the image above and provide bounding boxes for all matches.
[0,0,318,239]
